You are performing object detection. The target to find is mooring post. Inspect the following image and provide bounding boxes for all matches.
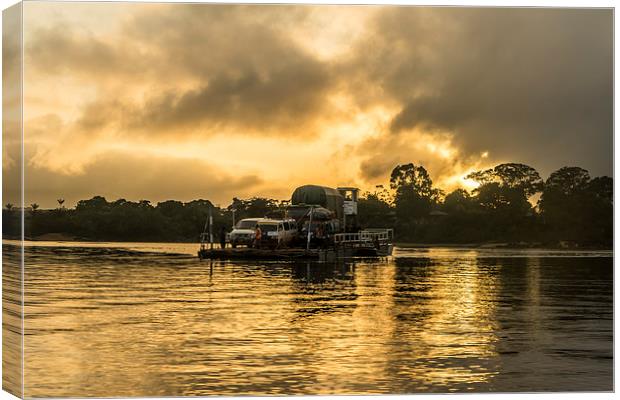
[200,214,210,252]
[306,206,314,251]
[209,207,214,250]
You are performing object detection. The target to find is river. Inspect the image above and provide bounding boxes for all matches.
[2,241,613,396]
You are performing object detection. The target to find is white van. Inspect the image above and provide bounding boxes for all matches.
[257,218,298,248]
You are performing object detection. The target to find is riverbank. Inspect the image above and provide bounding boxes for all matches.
[395,242,613,250]
[4,235,612,252]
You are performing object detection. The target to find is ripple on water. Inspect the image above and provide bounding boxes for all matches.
[1,243,611,397]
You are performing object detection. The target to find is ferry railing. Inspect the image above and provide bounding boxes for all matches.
[333,229,393,245]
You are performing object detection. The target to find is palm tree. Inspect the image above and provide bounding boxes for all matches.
[30,203,39,212]
[57,198,65,208]
[5,203,13,211]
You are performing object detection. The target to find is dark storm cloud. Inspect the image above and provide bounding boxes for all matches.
[26,25,149,79]
[26,4,334,136]
[128,61,330,133]
[350,7,613,180]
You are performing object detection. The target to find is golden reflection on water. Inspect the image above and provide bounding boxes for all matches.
[5,244,613,397]
[2,244,23,397]
[407,260,501,390]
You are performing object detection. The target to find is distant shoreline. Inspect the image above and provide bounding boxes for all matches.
[395,242,613,251]
[3,236,612,251]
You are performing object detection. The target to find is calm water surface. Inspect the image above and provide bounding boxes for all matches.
[3,241,613,397]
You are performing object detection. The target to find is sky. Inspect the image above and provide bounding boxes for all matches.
[3,3,613,208]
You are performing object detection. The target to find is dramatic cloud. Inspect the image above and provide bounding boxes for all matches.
[356,128,492,190]
[347,8,613,180]
[15,4,613,208]
[25,4,335,137]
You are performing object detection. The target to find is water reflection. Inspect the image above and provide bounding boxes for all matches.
[2,244,23,397]
[5,244,612,397]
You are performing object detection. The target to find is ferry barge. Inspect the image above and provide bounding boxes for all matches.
[198,228,394,261]
[197,185,394,261]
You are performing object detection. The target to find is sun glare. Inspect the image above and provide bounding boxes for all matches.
[462,177,480,190]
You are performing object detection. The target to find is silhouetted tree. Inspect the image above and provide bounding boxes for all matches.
[464,163,543,241]
[467,163,543,197]
[358,191,395,228]
[539,167,591,225]
[76,196,110,211]
[390,163,436,198]
[389,164,443,239]
[543,166,591,195]
[539,167,612,245]
[2,203,17,239]
[442,188,473,214]
[587,176,613,202]
[156,200,185,217]
[227,197,281,221]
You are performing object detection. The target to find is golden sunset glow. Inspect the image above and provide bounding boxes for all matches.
[2,3,611,208]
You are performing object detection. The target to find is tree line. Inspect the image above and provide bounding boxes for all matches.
[358,163,612,247]
[2,162,612,247]
[3,196,289,242]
